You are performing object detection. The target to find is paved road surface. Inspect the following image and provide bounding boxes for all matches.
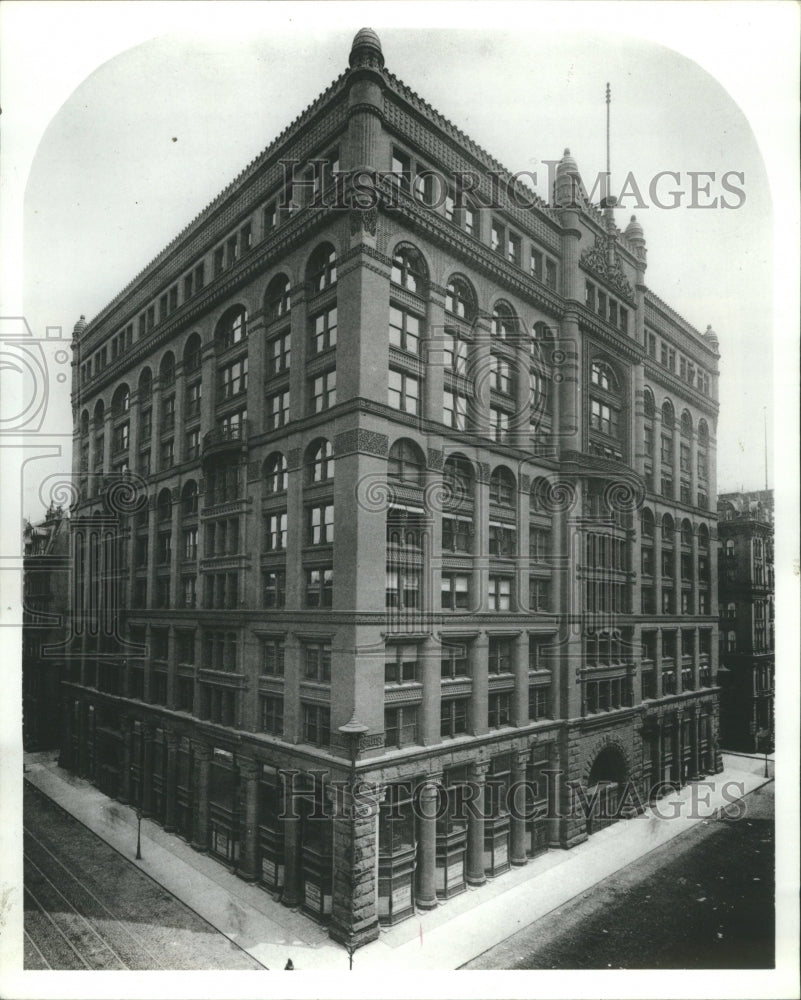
[23,782,265,970]
[464,780,774,970]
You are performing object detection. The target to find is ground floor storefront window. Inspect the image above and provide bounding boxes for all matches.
[378,783,416,925]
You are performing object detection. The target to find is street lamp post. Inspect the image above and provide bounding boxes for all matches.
[337,716,369,971]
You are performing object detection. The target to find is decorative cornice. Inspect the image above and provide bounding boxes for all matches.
[579,236,635,302]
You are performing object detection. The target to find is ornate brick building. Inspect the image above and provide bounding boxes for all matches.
[717,489,774,753]
[61,29,722,949]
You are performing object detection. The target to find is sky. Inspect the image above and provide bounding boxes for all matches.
[2,1,796,520]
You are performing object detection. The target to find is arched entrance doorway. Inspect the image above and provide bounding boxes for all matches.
[586,746,628,835]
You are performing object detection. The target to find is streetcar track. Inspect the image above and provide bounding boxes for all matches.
[23,928,53,970]
[23,780,268,971]
[23,884,92,970]
[24,825,168,970]
[24,853,129,970]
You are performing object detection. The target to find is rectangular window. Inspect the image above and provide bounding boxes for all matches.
[544,258,557,289]
[488,692,511,729]
[384,706,418,749]
[213,246,225,276]
[160,439,174,470]
[311,370,336,413]
[263,202,277,233]
[529,527,550,562]
[442,515,471,553]
[489,523,516,557]
[488,638,512,674]
[488,576,512,611]
[491,220,504,253]
[112,423,130,453]
[490,407,509,442]
[529,577,550,612]
[391,149,411,191]
[266,389,290,430]
[185,428,200,461]
[264,511,287,551]
[528,685,550,721]
[389,306,420,356]
[268,332,291,375]
[590,399,618,437]
[443,389,468,430]
[304,642,332,682]
[218,357,248,399]
[531,249,544,281]
[262,637,285,675]
[388,369,419,414]
[507,232,521,266]
[308,503,334,545]
[182,576,196,609]
[661,473,673,499]
[302,703,330,746]
[262,570,285,609]
[183,527,198,560]
[490,355,514,395]
[384,644,419,684]
[305,567,333,608]
[185,381,202,419]
[441,573,470,611]
[161,394,176,432]
[260,695,283,735]
[311,307,337,354]
[440,698,468,738]
[441,642,469,680]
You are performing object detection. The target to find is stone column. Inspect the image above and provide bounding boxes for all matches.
[653,515,663,617]
[691,527,700,614]
[469,316,492,438]
[470,632,489,736]
[509,750,529,866]
[237,757,260,882]
[191,742,211,852]
[415,773,442,910]
[103,410,113,472]
[466,761,488,886]
[161,732,177,832]
[419,635,441,746]
[674,628,683,696]
[512,632,529,727]
[329,781,380,949]
[671,719,681,786]
[423,289,446,422]
[654,628,663,699]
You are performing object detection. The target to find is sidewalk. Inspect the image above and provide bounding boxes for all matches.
[23,751,771,971]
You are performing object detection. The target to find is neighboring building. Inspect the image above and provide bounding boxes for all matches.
[22,503,70,750]
[61,29,722,950]
[717,489,774,753]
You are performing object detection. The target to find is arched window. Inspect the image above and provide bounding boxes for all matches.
[139,367,153,399]
[492,301,517,340]
[725,539,735,557]
[183,333,202,373]
[307,242,337,293]
[590,360,615,391]
[157,487,172,523]
[264,452,287,494]
[698,420,709,448]
[726,630,736,653]
[112,384,130,417]
[445,275,476,321]
[662,513,674,544]
[265,274,291,321]
[641,508,654,537]
[307,439,334,483]
[443,454,473,496]
[388,439,425,485]
[681,519,693,546]
[181,480,198,518]
[391,245,427,294]
[80,410,90,436]
[698,523,710,549]
[681,411,693,438]
[215,306,248,351]
[661,400,674,430]
[93,398,105,423]
[489,466,516,507]
[643,388,655,418]
[159,351,176,387]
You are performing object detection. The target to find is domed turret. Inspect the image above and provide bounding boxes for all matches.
[73,314,87,337]
[554,148,586,209]
[625,214,647,262]
[703,324,719,351]
[349,27,384,70]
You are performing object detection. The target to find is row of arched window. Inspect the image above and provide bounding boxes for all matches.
[643,389,711,443]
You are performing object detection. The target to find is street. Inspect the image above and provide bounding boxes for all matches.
[463,780,774,970]
[23,781,265,970]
